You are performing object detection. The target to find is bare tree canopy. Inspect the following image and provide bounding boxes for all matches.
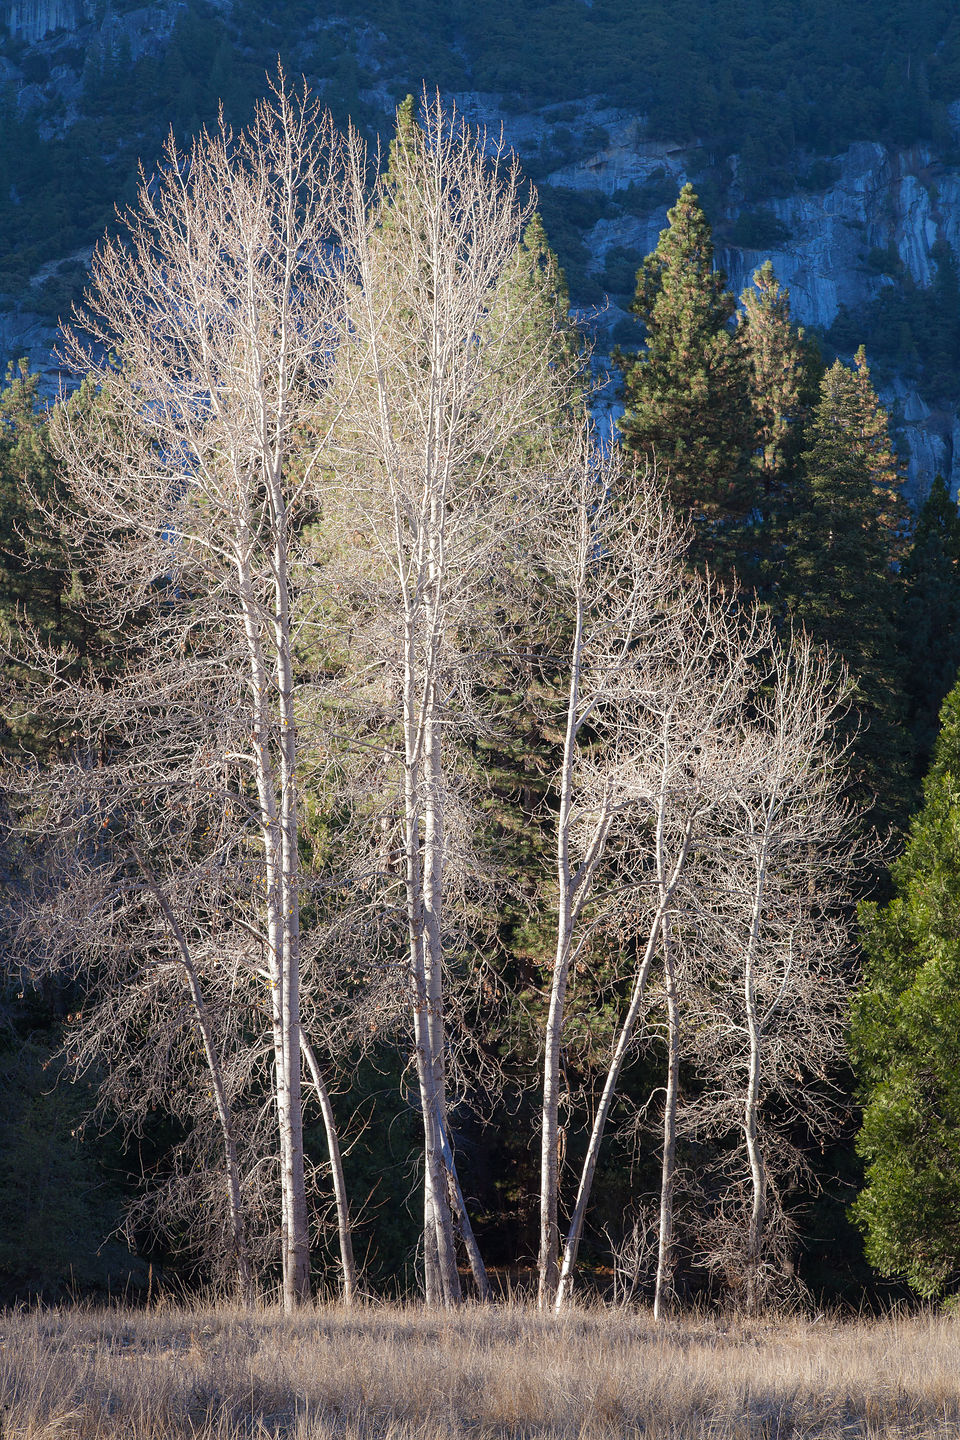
[2,80,867,1314]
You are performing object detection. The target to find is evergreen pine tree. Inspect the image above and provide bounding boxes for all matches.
[387,93,420,179]
[900,475,960,774]
[786,350,911,829]
[617,184,754,569]
[484,211,585,465]
[851,676,960,1297]
[736,262,808,591]
[0,362,107,756]
[740,261,806,483]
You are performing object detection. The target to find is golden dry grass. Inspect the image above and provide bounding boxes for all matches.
[1,1300,958,1439]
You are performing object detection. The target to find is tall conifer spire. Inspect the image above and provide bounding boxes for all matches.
[617,183,753,569]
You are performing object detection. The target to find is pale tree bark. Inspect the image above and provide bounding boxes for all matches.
[549,591,772,1309]
[536,435,776,1310]
[535,436,690,1308]
[653,913,680,1321]
[36,74,355,1309]
[679,635,863,1311]
[301,1031,358,1305]
[554,816,694,1309]
[329,94,564,1303]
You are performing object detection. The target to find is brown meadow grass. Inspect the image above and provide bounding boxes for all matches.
[1,1300,958,1439]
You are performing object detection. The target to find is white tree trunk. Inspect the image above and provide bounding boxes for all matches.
[301,1031,358,1305]
[555,912,664,1308]
[539,595,584,1309]
[654,914,680,1322]
[238,548,310,1309]
[742,837,770,1316]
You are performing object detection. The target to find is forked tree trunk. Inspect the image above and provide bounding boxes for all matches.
[555,797,699,1310]
[555,912,664,1308]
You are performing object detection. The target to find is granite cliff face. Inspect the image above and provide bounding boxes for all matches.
[4,0,86,43]
[720,140,960,496]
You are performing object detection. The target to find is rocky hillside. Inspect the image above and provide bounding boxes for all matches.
[2,0,960,496]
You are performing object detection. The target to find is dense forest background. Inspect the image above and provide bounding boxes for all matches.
[4,0,960,323]
[3,0,960,1310]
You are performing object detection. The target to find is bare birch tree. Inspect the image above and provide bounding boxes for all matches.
[321,93,569,1305]
[532,436,777,1310]
[533,434,686,1308]
[685,636,860,1313]
[28,75,355,1309]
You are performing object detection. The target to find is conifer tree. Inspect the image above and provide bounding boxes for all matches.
[617,184,753,569]
[736,262,807,592]
[899,475,960,775]
[740,262,805,483]
[0,363,69,657]
[786,349,911,828]
[0,363,111,756]
[485,211,585,463]
[851,676,960,1297]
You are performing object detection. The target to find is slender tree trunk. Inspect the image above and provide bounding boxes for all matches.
[272,510,311,1307]
[422,715,462,1304]
[654,913,680,1322]
[743,844,769,1317]
[402,659,459,1305]
[237,544,310,1309]
[743,1030,766,1317]
[434,1103,492,1299]
[555,914,663,1309]
[539,907,571,1308]
[301,1032,358,1305]
[139,861,254,1307]
[403,772,447,1307]
[539,598,584,1310]
[555,800,698,1310]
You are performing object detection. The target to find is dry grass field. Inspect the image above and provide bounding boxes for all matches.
[1,1300,958,1439]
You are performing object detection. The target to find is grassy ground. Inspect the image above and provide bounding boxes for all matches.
[1,1301,958,1438]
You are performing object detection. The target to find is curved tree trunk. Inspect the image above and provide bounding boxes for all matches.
[555,914,663,1309]
[301,1032,358,1306]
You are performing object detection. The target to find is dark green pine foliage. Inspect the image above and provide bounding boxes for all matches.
[899,475,960,776]
[0,363,106,757]
[387,93,419,176]
[851,676,960,1297]
[485,211,586,466]
[786,349,911,830]
[617,184,754,571]
[736,262,810,594]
